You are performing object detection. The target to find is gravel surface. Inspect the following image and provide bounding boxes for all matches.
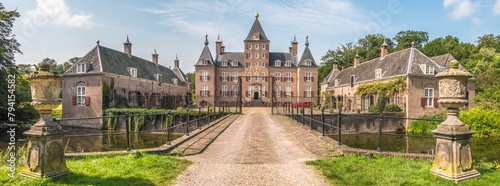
[174,108,330,186]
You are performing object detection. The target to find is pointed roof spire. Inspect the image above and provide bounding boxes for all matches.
[245,13,268,41]
[124,34,131,45]
[204,33,209,45]
[355,49,360,58]
[411,41,415,48]
[381,38,389,48]
[292,33,298,44]
[96,40,100,45]
[175,54,179,61]
[153,47,158,54]
[216,32,222,43]
[305,34,309,46]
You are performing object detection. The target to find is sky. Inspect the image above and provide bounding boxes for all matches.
[4,0,500,73]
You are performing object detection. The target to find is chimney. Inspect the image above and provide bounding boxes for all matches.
[221,45,225,53]
[291,34,298,56]
[174,54,179,68]
[152,48,158,66]
[124,35,132,57]
[215,33,222,55]
[332,61,338,70]
[354,51,360,67]
[380,39,389,58]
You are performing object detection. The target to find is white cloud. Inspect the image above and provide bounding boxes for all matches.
[26,0,94,29]
[443,0,477,20]
[494,0,500,15]
[472,17,483,25]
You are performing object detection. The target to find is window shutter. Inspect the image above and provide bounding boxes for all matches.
[304,76,306,81]
[312,91,314,97]
[434,98,439,107]
[200,91,202,96]
[85,96,91,106]
[72,96,77,105]
[246,91,248,97]
[421,98,425,107]
[220,76,222,81]
[207,76,210,81]
[228,76,231,80]
[264,77,267,81]
[281,77,283,82]
[265,91,268,97]
[291,77,293,82]
[291,91,293,97]
[199,76,202,81]
[304,91,306,97]
[312,77,314,82]
[220,90,222,95]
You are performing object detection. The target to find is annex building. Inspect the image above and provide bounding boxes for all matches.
[62,37,191,128]
[195,13,319,107]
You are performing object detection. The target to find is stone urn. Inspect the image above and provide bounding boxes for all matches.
[430,60,480,182]
[21,62,70,178]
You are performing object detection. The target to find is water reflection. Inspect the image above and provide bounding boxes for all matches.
[329,133,500,162]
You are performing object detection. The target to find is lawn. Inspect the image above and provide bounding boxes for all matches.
[307,155,500,186]
[0,153,191,186]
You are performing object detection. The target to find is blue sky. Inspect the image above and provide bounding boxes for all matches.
[4,0,500,73]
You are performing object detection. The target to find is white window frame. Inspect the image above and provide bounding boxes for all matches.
[262,86,266,97]
[255,44,259,49]
[261,73,266,81]
[129,68,137,77]
[222,85,228,97]
[285,61,291,67]
[222,72,228,81]
[202,71,208,81]
[275,86,281,97]
[232,61,238,66]
[375,69,382,79]
[76,63,86,73]
[202,85,208,97]
[232,85,238,97]
[424,88,434,107]
[334,79,340,86]
[232,72,238,81]
[248,44,252,49]
[247,86,252,97]
[156,74,162,82]
[262,44,266,49]
[77,86,86,106]
[254,72,259,82]
[172,78,178,85]
[425,65,435,75]
[285,72,292,82]
[255,53,259,58]
[286,86,292,97]
[275,72,281,82]
[305,59,312,66]
[305,72,312,82]
[262,53,265,58]
[305,86,311,97]
[275,60,281,67]
[222,61,228,66]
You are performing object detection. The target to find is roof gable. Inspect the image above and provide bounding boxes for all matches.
[195,45,215,66]
[298,46,318,67]
[245,18,268,41]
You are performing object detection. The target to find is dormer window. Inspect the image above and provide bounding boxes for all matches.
[129,68,137,77]
[202,59,210,65]
[375,69,382,79]
[155,74,162,82]
[334,79,340,86]
[275,60,282,67]
[425,65,435,75]
[350,75,355,87]
[253,33,260,40]
[172,78,178,85]
[76,63,86,73]
[285,60,291,67]
[305,59,312,66]
[222,61,228,66]
[232,61,238,66]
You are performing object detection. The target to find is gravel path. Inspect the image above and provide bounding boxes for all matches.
[174,107,330,186]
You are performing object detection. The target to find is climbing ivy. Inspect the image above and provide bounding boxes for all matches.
[356,76,407,96]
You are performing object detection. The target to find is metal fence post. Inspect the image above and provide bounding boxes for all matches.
[377,114,383,152]
[310,105,313,130]
[167,111,171,145]
[321,109,325,136]
[198,107,201,129]
[296,106,299,121]
[186,108,190,136]
[125,113,131,151]
[337,109,342,145]
[301,107,305,125]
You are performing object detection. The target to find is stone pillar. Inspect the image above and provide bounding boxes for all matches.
[20,62,70,178]
[430,60,480,182]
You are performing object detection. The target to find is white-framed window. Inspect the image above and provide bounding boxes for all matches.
[305,59,312,66]
[275,86,281,97]
[222,61,228,66]
[305,86,312,97]
[254,72,259,82]
[232,72,238,81]
[375,69,382,78]
[275,72,281,82]
[305,72,312,82]
[232,61,238,66]
[202,71,208,81]
[232,85,238,97]
[202,59,210,65]
[262,53,265,58]
[156,74,162,82]
[424,88,434,107]
[222,85,228,97]
[286,86,292,97]
[222,72,228,81]
[172,78,178,85]
[425,65,435,75]
[255,44,259,49]
[262,44,266,49]
[77,86,86,106]
[202,85,208,97]
[247,44,252,49]
[255,62,259,66]
[76,63,86,73]
[285,72,292,82]
[247,86,252,97]
[285,60,292,67]
[275,60,281,67]
[334,79,340,86]
[255,53,259,58]
[262,86,266,97]
[129,68,137,77]
[262,72,266,81]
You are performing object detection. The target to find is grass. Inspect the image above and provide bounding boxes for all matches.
[0,152,191,186]
[307,155,500,186]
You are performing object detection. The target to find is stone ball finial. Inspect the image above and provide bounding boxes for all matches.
[39,62,50,72]
[450,60,459,69]
[255,11,259,19]
[96,40,100,45]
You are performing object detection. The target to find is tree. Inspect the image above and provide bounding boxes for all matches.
[393,30,429,51]
[422,35,475,64]
[468,47,500,110]
[185,72,196,101]
[476,34,500,52]
[62,57,81,73]
[356,34,393,61]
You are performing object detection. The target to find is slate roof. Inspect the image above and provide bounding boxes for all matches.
[297,45,318,67]
[195,44,215,66]
[269,52,297,67]
[430,53,469,72]
[321,68,340,85]
[245,17,269,41]
[326,48,451,87]
[215,52,244,67]
[64,45,186,86]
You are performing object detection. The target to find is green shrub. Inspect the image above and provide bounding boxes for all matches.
[459,107,500,137]
[16,102,39,122]
[384,104,402,112]
[368,105,377,113]
[52,104,62,118]
[408,111,446,134]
